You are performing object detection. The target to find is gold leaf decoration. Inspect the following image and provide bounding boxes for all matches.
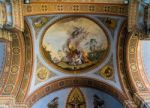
[66,88,86,108]
[97,65,114,81]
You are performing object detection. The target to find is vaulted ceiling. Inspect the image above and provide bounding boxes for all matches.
[0,0,150,108]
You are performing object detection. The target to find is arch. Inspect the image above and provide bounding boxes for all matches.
[126,31,149,92]
[117,21,133,99]
[0,22,33,104]
[124,30,150,106]
[0,29,25,97]
[14,22,34,102]
[25,77,127,107]
[117,21,139,107]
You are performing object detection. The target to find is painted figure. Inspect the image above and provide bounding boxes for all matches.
[63,26,89,65]
[47,97,58,108]
[93,94,104,108]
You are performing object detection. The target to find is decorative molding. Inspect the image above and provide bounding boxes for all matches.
[126,31,148,92]
[117,21,134,101]
[23,3,128,16]
[0,32,22,96]
[0,2,7,28]
[123,100,138,108]
[0,31,23,96]
[128,0,138,31]
[12,0,24,31]
[124,30,150,106]
[0,96,28,108]
[0,29,12,41]
[135,92,150,103]
[132,92,150,108]
[25,77,126,107]
[0,23,33,103]
[30,0,125,4]
[15,23,33,102]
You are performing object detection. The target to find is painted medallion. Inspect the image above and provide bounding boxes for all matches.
[41,17,109,73]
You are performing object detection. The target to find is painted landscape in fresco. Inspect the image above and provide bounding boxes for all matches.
[41,17,109,71]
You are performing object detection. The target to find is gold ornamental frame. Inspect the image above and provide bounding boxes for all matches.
[39,15,110,74]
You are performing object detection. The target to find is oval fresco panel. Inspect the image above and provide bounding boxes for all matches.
[41,17,109,73]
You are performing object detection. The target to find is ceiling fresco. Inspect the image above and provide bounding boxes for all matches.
[36,58,56,84]
[1,0,150,107]
[31,87,123,108]
[25,14,126,95]
[41,17,109,73]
